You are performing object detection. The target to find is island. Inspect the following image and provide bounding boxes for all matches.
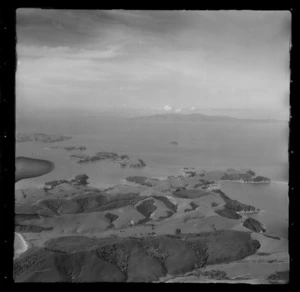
[16,133,72,143]
[48,146,86,151]
[182,168,271,184]
[170,141,178,146]
[71,151,146,169]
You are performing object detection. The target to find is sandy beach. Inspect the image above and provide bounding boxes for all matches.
[14,232,29,258]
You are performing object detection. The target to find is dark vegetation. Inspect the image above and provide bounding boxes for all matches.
[215,208,242,220]
[15,224,53,233]
[136,199,157,218]
[243,217,266,233]
[94,194,142,213]
[104,213,119,224]
[14,230,260,282]
[125,176,152,187]
[251,176,271,183]
[263,234,280,240]
[73,152,146,168]
[172,189,210,199]
[175,228,181,235]
[157,211,174,220]
[256,252,271,256]
[221,172,253,182]
[136,217,152,225]
[213,189,258,212]
[130,159,146,168]
[44,180,70,190]
[15,213,40,224]
[185,171,196,177]
[200,269,230,280]
[152,195,177,213]
[44,174,90,191]
[50,146,86,151]
[221,171,270,183]
[184,202,199,212]
[245,169,256,176]
[70,174,89,186]
[63,146,86,151]
[267,271,289,284]
[20,193,143,218]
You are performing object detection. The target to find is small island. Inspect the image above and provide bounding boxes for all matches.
[49,146,86,151]
[44,174,89,191]
[16,133,72,143]
[170,141,178,146]
[71,151,146,169]
[182,168,271,184]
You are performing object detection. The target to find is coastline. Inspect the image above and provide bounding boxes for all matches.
[14,232,29,258]
[218,179,288,185]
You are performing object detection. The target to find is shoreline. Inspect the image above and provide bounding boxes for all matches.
[14,232,29,258]
[218,180,288,186]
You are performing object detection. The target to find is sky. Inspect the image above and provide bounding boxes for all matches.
[16,9,291,117]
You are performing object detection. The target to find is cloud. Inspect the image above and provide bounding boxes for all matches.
[16,9,290,113]
[17,44,122,60]
[163,105,172,111]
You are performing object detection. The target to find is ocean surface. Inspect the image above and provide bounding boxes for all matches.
[15,118,289,238]
[220,181,288,239]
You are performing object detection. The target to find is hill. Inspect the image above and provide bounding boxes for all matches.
[130,113,281,123]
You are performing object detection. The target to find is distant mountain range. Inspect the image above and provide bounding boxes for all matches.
[130,113,286,123]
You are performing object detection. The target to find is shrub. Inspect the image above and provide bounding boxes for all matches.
[175,228,182,235]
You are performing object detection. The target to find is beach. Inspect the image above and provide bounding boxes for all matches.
[14,232,28,258]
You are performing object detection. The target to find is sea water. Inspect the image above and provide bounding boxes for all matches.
[220,181,289,239]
